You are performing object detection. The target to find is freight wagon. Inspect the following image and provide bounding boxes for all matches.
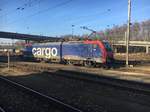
[23,40,114,67]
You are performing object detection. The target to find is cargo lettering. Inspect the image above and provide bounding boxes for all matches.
[32,47,57,58]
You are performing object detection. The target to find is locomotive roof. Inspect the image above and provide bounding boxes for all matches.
[33,41,84,45]
[32,40,110,46]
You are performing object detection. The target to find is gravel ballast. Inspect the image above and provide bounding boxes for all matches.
[3,71,150,112]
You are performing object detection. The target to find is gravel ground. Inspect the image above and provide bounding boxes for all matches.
[10,61,150,84]
[0,78,74,112]
[114,53,150,61]
[3,71,150,112]
[1,60,150,112]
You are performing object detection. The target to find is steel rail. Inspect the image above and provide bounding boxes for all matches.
[0,107,5,112]
[0,76,83,112]
[12,62,150,95]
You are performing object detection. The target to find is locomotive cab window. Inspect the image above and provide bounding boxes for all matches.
[92,44,101,57]
[93,44,99,51]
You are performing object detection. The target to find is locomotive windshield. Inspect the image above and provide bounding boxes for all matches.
[103,42,112,52]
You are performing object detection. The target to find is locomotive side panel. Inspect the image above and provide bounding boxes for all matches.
[62,42,103,63]
[62,42,90,60]
[24,46,33,58]
[31,42,61,62]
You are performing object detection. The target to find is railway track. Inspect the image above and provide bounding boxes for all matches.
[0,76,83,112]
[12,62,150,92]
[1,61,150,111]
[6,62,150,99]
[4,71,150,111]
[0,107,5,112]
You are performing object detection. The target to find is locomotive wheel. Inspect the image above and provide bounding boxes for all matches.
[66,60,74,65]
[92,62,97,67]
[102,64,110,69]
[83,61,93,67]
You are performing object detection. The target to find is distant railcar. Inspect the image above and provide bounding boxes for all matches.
[23,40,114,67]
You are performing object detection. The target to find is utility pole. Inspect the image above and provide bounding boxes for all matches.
[126,0,131,67]
[72,25,75,38]
[7,50,10,70]
[125,31,127,42]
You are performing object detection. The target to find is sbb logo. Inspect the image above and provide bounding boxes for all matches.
[32,47,57,58]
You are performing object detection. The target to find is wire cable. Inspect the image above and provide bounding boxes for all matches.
[6,0,73,25]
[0,0,43,18]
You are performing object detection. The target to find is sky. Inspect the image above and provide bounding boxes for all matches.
[0,0,150,43]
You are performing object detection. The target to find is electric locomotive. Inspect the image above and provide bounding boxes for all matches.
[23,39,114,67]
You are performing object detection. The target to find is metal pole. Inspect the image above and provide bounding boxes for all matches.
[7,50,10,70]
[125,31,127,41]
[72,25,74,38]
[126,0,131,67]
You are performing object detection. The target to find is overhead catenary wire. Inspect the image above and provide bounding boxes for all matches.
[48,8,112,31]
[15,0,44,11]
[0,0,44,18]
[5,0,73,26]
[1,0,134,37]
[68,9,111,26]
[65,2,129,29]
[64,2,126,27]
[2,1,125,28]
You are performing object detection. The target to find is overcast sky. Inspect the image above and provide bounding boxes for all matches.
[0,0,150,43]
